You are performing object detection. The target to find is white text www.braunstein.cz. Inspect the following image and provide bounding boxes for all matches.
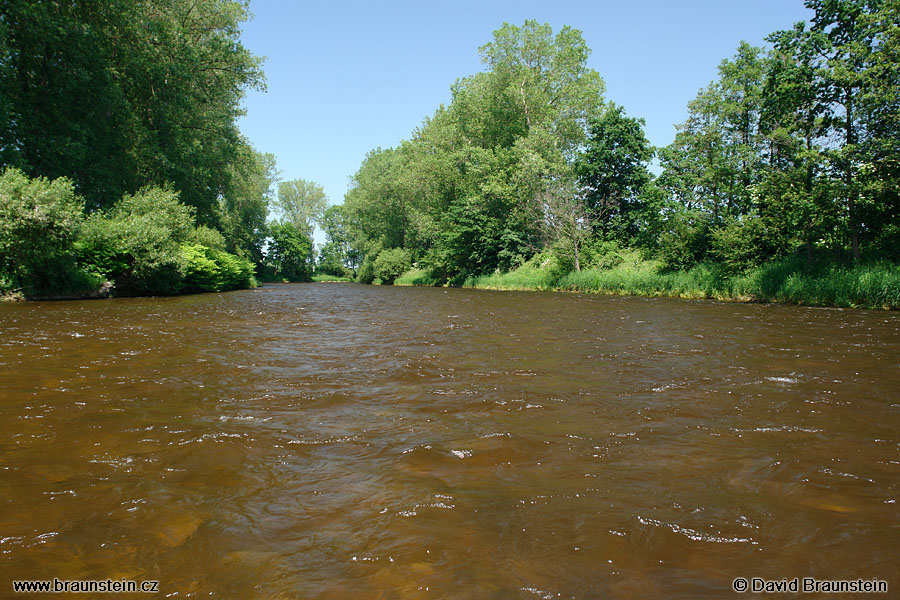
[13,578,159,593]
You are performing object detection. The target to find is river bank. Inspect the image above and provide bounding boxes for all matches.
[396,256,900,310]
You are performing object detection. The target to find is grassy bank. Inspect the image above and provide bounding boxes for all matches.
[399,255,900,310]
[395,269,441,286]
[311,273,353,282]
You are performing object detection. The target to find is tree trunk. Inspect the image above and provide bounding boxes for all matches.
[845,87,861,261]
[573,235,581,272]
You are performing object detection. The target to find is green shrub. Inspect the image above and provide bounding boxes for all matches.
[356,256,376,284]
[0,168,101,296]
[180,244,255,293]
[373,248,411,285]
[190,225,227,251]
[395,268,440,286]
[657,212,709,270]
[76,186,195,295]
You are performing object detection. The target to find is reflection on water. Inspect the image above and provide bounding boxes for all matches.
[1,284,898,598]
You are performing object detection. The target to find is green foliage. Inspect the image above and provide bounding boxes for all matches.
[575,103,654,240]
[394,269,440,286]
[190,226,228,252]
[180,244,255,293]
[219,148,275,264]
[344,21,605,281]
[431,251,900,310]
[311,273,352,282]
[373,248,412,285]
[0,0,265,222]
[275,179,328,237]
[356,257,377,284]
[656,212,710,270]
[0,168,99,296]
[316,205,358,276]
[265,221,313,281]
[77,186,195,295]
[580,239,626,271]
[0,169,258,298]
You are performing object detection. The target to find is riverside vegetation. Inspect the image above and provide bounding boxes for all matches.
[0,0,316,300]
[327,0,900,309]
[2,0,898,307]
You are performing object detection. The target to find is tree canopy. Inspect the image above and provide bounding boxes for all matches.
[342,6,900,285]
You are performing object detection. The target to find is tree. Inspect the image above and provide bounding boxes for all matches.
[266,221,312,281]
[763,22,829,262]
[395,20,606,279]
[0,0,265,222]
[274,179,328,237]
[317,205,360,275]
[219,148,276,265]
[373,248,411,284]
[575,104,654,242]
[807,0,884,260]
[477,20,605,154]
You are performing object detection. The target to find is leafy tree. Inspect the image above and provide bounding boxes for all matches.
[275,179,328,237]
[78,186,196,296]
[0,0,264,223]
[343,147,427,262]
[575,103,654,242]
[316,205,359,276]
[219,148,276,264]
[266,221,313,281]
[763,22,828,262]
[477,20,605,153]
[807,0,883,260]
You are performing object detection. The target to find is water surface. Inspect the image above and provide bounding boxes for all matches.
[1,284,898,598]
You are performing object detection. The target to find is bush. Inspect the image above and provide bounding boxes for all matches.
[356,256,376,284]
[709,215,794,274]
[657,212,710,270]
[373,248,411,285]
[180,244,255,293]
[395,268,440,286]
[76,186,195,295]
[0,168,100,296]
[190,225,227,251]
[583,239,625,270]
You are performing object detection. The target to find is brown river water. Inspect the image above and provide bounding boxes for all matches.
[1,283,898,598]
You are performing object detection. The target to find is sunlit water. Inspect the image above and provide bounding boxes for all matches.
[1,284,898,598]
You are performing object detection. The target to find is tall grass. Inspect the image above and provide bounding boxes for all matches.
[395,268,441,286]
[311,273,352,282]
[462,268,556,290]
[398,257,900,309]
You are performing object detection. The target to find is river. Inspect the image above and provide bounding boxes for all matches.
[1,283,898,598]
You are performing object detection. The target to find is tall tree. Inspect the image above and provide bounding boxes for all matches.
[808,0,883,260]
[0,0,265,223]
[275,179,328,237]
[575,103,654,242]
[219,148,277,264]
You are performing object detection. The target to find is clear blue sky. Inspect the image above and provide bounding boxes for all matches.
[237,0,813,240]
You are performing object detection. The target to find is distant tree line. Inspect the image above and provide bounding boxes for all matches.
[323,0,898,284]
